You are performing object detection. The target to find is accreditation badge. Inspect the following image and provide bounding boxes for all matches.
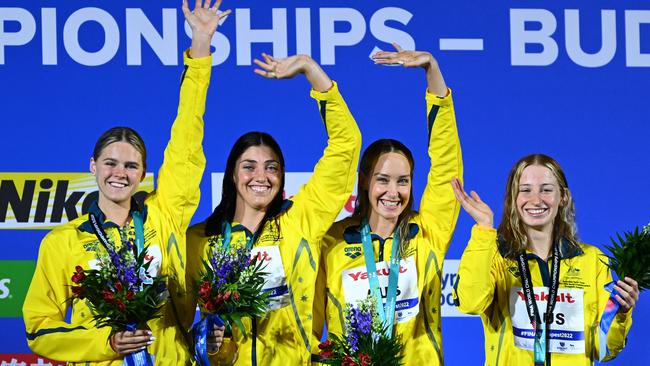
[252,245,290,311]
[341,256,419,323]
[509,287,585,354]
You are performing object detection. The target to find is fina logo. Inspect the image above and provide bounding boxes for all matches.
[0,278,10,299]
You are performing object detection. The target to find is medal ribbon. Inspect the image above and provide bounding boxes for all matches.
[516,244,560,366]
[360,218,400,337]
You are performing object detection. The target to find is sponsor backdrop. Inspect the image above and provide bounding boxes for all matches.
[0,1,648,364]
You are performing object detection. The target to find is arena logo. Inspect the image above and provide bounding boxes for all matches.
[0,6,414,66]
[210,172,357,221]
[0,173,154,229]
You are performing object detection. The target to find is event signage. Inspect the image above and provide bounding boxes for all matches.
[0,261,35,318]
[0,173,154,229]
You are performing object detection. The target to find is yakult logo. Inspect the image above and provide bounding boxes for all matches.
[517,290,576,304]
[347,266,408,281]
[252,250,273,262]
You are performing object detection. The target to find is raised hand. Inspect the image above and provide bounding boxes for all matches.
[371,43,447,96]
[253,53,333,92]
[372,43,436,68]
[615,277,640,313]
[451,178,494,228]
[182,0,231,58]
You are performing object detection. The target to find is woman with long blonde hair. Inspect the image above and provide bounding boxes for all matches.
[452,154,639,365]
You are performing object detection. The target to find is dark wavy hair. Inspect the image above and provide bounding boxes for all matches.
[498,154,579,259]
[352,139,415,256]
[205,132,286,240]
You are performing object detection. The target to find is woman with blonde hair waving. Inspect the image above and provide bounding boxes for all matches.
[452,154,639,365]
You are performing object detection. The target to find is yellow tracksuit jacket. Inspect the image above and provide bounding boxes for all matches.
[22,52,211,365]
[313,90,462,365]
[453,225,633,366]
[186,82,361,366]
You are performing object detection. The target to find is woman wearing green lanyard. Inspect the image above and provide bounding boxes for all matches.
[22,0,227,364]
[186,53,361,364]
[451,154,639,365]
[312,44,462,365]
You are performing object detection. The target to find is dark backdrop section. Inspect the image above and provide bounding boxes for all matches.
[0,1,648,364]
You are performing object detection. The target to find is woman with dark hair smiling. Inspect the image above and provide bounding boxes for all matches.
[451,154,639,365]
[313,44,462,365]
[187,53,361,365]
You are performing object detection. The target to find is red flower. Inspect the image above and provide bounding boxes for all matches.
[71,272,85,284]
[126,291,135,301]
[115,299,126,312]
[204,300,216,312]
[318,340,332,350]
[199,281,211,299]
[319,350,334,359]
[223,291,231,301]
[102,290,114,301]
[114,282,123,292]
[72,265,85,283]
[232,291,240,301]
[216,293,225,303]
[342,355,358,366]
[71,286,85,299]
[359,353,371,366]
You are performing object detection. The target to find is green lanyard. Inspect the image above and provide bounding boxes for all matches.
[221,221,255,250]
[360,218,400,337]
[89,211,145,256]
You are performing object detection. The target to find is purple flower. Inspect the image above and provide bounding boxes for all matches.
[344,302,374,353]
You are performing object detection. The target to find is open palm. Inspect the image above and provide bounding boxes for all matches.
[182,0,230,37]
[372,43,435,68]
[451,178,494,228]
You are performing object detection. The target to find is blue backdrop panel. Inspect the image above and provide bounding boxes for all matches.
[0,1,648,365]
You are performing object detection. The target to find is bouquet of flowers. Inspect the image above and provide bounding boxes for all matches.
[192,236,269,365]
[318,296,404,366]
[604,223,650,291]
[597,222,650,361]
[70,230,166,365]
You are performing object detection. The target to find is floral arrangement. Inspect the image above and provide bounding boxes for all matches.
[195,236,269,332]
[604,222,650,291]
[318,296,404,366]
[70,235,166,334]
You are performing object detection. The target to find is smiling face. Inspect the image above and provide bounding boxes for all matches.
[233,145,282,214]
[516,164,565,233]
[90,141,145,209]
[367,152,412,225]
